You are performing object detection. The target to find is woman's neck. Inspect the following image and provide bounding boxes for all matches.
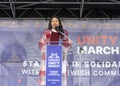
[52,28,57,32]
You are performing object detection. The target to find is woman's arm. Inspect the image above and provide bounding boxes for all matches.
[62,30,72,49]
[38,29,51,51]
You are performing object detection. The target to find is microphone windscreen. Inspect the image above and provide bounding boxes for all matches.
[55,26,60,32]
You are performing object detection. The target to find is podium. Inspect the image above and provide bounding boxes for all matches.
[39,41,69,86]
[46,45,62,86]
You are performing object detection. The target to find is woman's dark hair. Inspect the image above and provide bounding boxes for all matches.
[48,16,64,33]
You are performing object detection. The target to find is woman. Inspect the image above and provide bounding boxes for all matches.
[38,16,72,86]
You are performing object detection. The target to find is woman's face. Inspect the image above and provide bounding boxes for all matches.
[51,17,60,29]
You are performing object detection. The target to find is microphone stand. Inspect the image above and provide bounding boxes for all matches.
[59,31,84,52]
[56,26,82,49]
[59,31,83,86]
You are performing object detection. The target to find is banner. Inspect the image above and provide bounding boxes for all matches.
[0,20,120,86]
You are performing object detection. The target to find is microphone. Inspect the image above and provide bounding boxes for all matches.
[55,26,64,37]
[55,26,64,33]
[55,26,60,32]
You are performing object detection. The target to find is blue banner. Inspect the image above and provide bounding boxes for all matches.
[46,45,62,86]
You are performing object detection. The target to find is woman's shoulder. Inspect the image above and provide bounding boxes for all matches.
[63,29,68,34]
[63,29,68,32]
[43,29,51,34]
